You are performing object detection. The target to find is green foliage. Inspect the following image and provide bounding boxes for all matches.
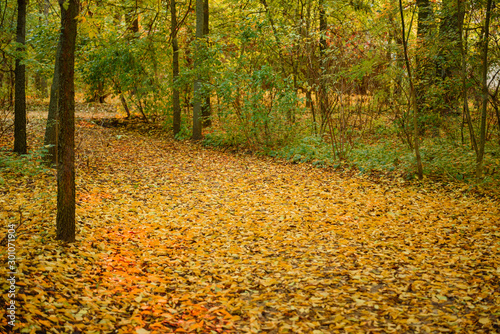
[276,135,333,166]
[351,141,414,173]
[27,13,60,79]
[212,59,306,149]
[80,35,170,118]
[349,137,500,183]
[174,124,192,141]
[0,147,51,184]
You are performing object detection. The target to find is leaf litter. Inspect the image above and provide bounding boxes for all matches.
[1,113,499,333]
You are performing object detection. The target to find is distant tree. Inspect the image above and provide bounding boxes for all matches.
[476,0,493,179]
[14,0,27,155]
[436,0,464,114]
[192,0,204,140]
[399,0,423,180]
[56,0,79,242]
[171,0,181,136]
[201,0,211,127]
[415,0,435,132]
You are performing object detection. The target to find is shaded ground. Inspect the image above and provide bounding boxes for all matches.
[1,105,499,333]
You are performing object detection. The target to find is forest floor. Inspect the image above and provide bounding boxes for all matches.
[1,103,500,333]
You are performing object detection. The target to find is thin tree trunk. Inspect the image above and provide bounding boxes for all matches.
[56,0,79,243]
[119,92,131,118]
[415,0,435,133]
[399,0,423,179]
[201,0,211,127]
[476,0,492,179]
[459,9,478,154]
[437,0,463,114]
[318,0,328,133]
[14,0,27,155]
[192,0,204,140]
[260,0,286,76]
[171,0,181,135]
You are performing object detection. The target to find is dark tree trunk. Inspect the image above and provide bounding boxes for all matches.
[44,38,63,165]
[415,0,435,132]
[318,0,328,132]
[126,0,139,35]
[192,0,204,140]
[56,0,79,243]
[171,0,181,135]
[476,0,492,179]
[35,75,48,98]
[201,0,211,127]
[437,0,464,114]
[14,0,27,155]
[399,0,423,179]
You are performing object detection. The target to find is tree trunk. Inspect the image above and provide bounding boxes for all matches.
[171,0,181,136]
[56,0,79,243]
[459,5,478,154]
[192,0,204,140]
[126,0,139,35]
[14,0,27,155]
[43,37,63,165]
[400,0,424,179]
[119,92,131,118]
[476,0,492,179]
[201,0,211,127]
[415,0,435,133]
[437,0,463,114]
[318,0,329,133]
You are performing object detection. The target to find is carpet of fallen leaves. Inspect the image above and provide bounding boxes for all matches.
[1,106,500,333]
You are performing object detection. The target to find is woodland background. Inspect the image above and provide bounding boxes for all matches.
[0,0,499,183]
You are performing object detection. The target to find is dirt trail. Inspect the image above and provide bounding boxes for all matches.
[1,111,499,333]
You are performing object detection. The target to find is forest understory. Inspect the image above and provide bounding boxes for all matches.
[0,103,499,333]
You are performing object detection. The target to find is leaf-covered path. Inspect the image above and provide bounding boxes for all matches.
[1,117,500,333]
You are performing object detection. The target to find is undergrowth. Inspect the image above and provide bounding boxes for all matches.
[0,146,52,184]
[201,128,500,187]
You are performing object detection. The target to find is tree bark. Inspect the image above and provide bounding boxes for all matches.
[318,0,329,133]
[192,0,204,140]
[400,0,424,179]
[14,0,27,155]
[171,0,181,136]
[201,0,211,127]
[437,0,463,114]
[56,0,79,243]
[415,0,435,132]
[476,0,492,179]
[126,0,139,35]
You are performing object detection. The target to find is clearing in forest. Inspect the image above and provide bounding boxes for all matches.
[1,108,499,333]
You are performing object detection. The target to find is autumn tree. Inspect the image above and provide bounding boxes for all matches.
[192,0,204,140]
[14,0,27,155]
[56,0,79,242]
[201,0,211,127]
[171,0,181,136]
[399,0,424,179]
[436,0,464,114]
[476,0,493,179]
